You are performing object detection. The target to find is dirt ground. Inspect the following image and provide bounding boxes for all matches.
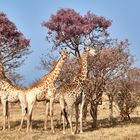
[0,97,140,140]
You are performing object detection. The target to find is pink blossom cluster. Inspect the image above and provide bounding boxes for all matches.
[43,8,112,42]
[0,12,30,47]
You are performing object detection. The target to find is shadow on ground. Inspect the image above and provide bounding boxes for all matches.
[2,116,140,133]
[84,116,140,132]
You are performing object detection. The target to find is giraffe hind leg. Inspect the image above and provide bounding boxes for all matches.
[67,106,74,135]
[6,101,10,130]
[50,98,55,133]
[44,102,49,130]
[2,100,7,130]
[26,104,34,132]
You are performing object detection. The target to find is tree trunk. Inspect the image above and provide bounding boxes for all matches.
[108,95,114,122]
[90,101,98,129]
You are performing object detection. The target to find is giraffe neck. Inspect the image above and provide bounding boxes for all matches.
[0,65,22,91]
[0,73,16,91]
[46,57,66,83]
[74,52,88,83]
[0,63,5,79]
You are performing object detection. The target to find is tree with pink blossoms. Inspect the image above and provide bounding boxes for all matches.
[0,12,30,74]
[43,8,111,56]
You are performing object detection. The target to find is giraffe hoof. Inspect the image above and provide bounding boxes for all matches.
[75,130,79,134]
[26,129,29,133]
[71,131,75,135]
[52,130,55,133]
[63,131,66,135]
[80,130,83,134]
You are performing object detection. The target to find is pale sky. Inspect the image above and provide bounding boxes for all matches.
[0,0,140,85]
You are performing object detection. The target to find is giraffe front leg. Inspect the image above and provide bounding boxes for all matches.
[44,102,49,130]
[68,106,74,135]
[26,104,33,132]
[26,114,30,132]
[59,97,66,134]
[27,112,31,132]
[79,104,83,134]
[79,94,85,134]
[62,110,66,134]
[83,100,89,126]
[2,100,7,130]
[19,106,27,131]
[50,98,55,133]
[75,104,79,134]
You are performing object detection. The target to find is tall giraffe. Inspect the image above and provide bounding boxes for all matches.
[0,48,68,132]
[0,62,27,130]
[25,48,68,132]
[57,47,96,135]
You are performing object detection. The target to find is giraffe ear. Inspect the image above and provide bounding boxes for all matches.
[59,48,63,54]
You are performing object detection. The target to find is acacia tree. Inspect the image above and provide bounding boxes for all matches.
[114,67,140,121]
[43,8,111,57]
[0,12,30,83]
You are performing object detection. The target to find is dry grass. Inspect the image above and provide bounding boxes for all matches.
[0,97,140,140]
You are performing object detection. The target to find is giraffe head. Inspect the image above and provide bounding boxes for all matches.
[59,48,69,59]
[84,46,97,56]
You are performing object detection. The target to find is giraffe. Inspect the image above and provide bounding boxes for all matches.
[25,48,69,132]
[0,62,27,130]
[0,48,68,132]
[57,47,97,135]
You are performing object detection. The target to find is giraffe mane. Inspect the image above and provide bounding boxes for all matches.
[72,53,86,81]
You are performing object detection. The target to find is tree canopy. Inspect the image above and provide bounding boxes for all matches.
[43,8,111,56]
[0,12,30,73]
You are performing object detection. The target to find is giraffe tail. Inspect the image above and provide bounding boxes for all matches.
[25,107,28,114]
[6,101,9,117]
[63,108,69,126]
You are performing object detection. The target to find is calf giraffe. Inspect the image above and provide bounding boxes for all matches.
[57,47,97,135]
